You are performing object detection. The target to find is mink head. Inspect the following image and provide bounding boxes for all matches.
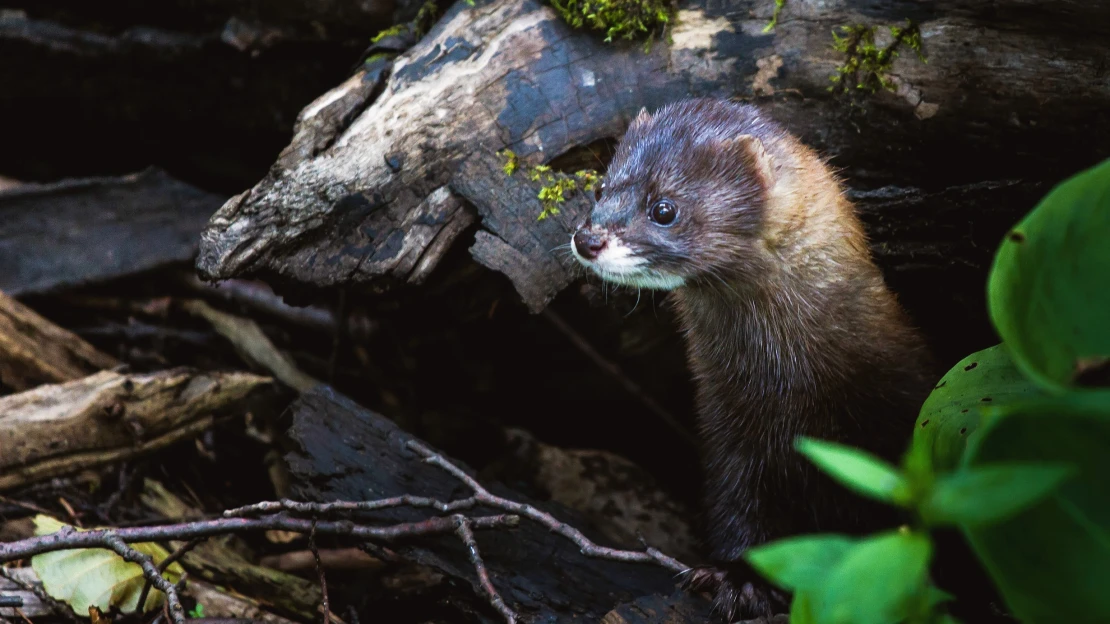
[571,98,779,291]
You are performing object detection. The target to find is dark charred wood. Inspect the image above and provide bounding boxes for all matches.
[0,169,223,296]
[194,0,1110,365]
[19,0,397,38]
[282,385,709,622]
[0,10,377,192]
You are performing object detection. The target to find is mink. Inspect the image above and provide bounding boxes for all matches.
[570,98,939,619]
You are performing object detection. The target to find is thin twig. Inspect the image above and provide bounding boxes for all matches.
[453,515,517,624]
[407,440,688,573]
[224,495,477,518]
[0,514,519,562]
[136,537,204,613]
[309,521,331,624]
[101,535,186,624]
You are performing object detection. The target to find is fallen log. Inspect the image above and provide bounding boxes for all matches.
[0,368,274,491]
[195,0,1110,347]
[0,290,119,392]
[281,385,713,622]
[0,169,223,296]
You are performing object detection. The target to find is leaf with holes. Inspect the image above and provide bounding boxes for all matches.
[914,344,1043,471]
[988,157,1110,391]
[30,516,185,615]
[961,391,1110,623]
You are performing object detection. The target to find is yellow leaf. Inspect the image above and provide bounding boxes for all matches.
[31,515,186,615]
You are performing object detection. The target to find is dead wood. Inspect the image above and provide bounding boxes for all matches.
[281,385,712,622]
[0,567,60,620]
[0,368,273,491]
[0,169,223,296]
[196,0,1110,325]
[0,291,119,391]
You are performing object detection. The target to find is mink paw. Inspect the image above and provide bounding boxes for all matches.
[680,564,787,622]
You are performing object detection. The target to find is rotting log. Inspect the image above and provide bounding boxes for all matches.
[282,385,713,623]
[0,290,119,391]
[196,0,1110,358]
[0,368,274,491]
[0,169,224,296]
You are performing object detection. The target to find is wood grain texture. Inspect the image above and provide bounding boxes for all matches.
[0,169,223,296]
[0,290,119,391]
[0,368,273,490]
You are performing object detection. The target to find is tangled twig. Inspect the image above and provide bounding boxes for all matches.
[0,514,517,624]
[136,537,203,616]
[453,515,517,624]
[101,535,188,624]
[407,439,687,572]
[0,440,686,624]
[226,439,690,622]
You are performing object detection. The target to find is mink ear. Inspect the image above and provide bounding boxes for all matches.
[724,135,776,190]
[629,107,651,129]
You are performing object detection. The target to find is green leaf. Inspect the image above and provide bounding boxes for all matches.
[790,590,818,624]
[961,391,1110,623]
[813,530,933,624]
[914,344,1043,471]
[921,464,1074,527]
[30,516,185,615]
[746,534,855,591]
[795,438,911,505]
[988,157,1110,392]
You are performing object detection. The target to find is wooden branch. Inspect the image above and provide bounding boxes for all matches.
[0,369,273,491]
[0,291,119,391]
[0,169,223,296]
[196,0,1110,316]
[280,385,711,622]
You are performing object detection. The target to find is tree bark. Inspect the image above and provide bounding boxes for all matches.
[0,290,119,391]
[0,169,223,295]
[0,368,274,490]
[195,0,1110,324]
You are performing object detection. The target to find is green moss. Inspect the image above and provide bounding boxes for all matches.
[497,149,519,175]
[369,1,439,45]
[763,0,785,33]
[499,151,601,221]
[549,0,675,44]
[828,19,926,96]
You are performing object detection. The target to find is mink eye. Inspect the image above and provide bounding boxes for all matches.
[594,182,605,202]
[649,199,678,226]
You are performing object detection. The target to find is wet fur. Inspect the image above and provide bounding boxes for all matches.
[579,99,937,619]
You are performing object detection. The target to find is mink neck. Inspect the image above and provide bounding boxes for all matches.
[671,255,902,438]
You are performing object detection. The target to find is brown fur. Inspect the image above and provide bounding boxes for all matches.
[574,99,937,619]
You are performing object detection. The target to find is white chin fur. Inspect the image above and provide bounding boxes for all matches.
[571,235,686,291]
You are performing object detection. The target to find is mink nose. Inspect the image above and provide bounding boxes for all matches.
[573,229,607,260]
